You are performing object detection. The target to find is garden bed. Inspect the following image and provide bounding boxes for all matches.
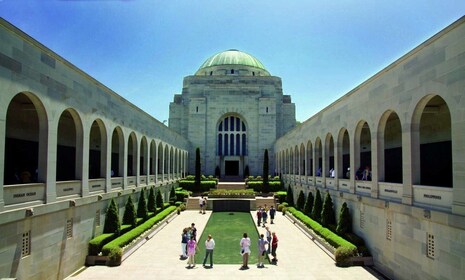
[285,210,373,266]
[86,208,178,266]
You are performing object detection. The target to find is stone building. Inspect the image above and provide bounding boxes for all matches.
[169,49,296,178]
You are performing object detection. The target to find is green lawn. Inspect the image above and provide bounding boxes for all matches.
[197,212,264,264]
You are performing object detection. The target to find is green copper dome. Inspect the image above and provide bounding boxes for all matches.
[198,49,268,72]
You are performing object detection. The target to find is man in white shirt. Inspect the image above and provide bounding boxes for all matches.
[199,196,204,213]
[202,234,215,268]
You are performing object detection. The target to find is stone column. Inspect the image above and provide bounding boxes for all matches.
[350,131,357,194]
[452,115,465,215]
[122,133,128,189]
[135,137,140,187]
[0,110,5,211]
[43,119,57,203]
[370,128,379,198]
[80,123,89,197]
[105,129,112,193]
[401,123,417,205]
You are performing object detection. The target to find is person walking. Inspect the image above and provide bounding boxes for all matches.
[271,232,278,264]
[269,206,276,224]
[202,196,208,214]
[186,236,197,268]
[257,233,269,268]
[262,208,268,227]
[240,233,251,270]
[202,234,215,268]
[191,223,197,241]
[256,208,262,226]
[199,196,204,213]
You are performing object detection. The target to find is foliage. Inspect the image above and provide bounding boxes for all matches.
[101,206,177,264]
[303,191,314,216]
[122,196,137,227]
[336,202,352,236]
[263,149,270,193]
[208,189,256,197]
[169,186,176,203]
[321,192,336,227]
[88,233,115,255]
[286,185,294,206]
[136,190,148,220]
[178,180,217,192]
[215,166,220,177]
[175,188,191,202]
[311,189,322,223]
[247,181,282,192]
[274,191,287,203]
[147,187,156,213]
[195,147,201,188]
[156,189,163,208]
[103,199,121,236]
[287,207,357,263]
[296,190,305,211]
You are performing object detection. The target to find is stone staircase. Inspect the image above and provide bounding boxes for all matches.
[255,197,277,209]
[216,182,246,190]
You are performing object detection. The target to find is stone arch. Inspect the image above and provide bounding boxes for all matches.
[150,140,156,175]
[127,132,137,176]
[140,136,148,175]
[4,92,48,184]
[378,110,403,183]
[412,95,452,187]
[315,137,322,177]
[306,140,313,176]
[325,133,334,177]
[300,143,305,176]
[354,120,372,181]
[157,142,163,174]
[89,119,107,179]
[56,108,83,181]
[337,128,350,179]
[111,126,124,177]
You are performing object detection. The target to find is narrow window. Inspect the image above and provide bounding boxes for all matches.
[210,71,213,76]
[427,233,435,259]
[196,106,198,113]
[231,69,234,74]
[96,210,101,227]
[219,122,223,131]
[22,231,31,257]
[266,107,269,113]
[252,71,255,76]
[386,219,392,240]
[230,116,235,131]
[360,211,365,229]
[66,218,73,238]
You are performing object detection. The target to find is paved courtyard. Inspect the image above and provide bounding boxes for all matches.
[67,210,383,280]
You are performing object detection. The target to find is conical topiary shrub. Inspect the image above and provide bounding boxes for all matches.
[169,186,176,203]
[195,147,201,189]
[123,196,137,227]
[263,149,270,193]
[147,187,156,213]
[296,190,305,211]
[103,198,121,235]
[303,191,314,216]
[156,189,164,209]
[286,185,294,206]
[311,189,322,223]
[336,202,352,235]
[137,190,148,220]
[321,192,336,227]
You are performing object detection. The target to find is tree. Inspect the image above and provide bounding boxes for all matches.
[169,186,176,203]
[123,196,137,227]
[137,190,148,220]
[296,190,305,211]
[311,189,322,223]
[156,189,164,209]
[286,185,294,206]
[195,147,201,188]
[147,187,156,213]
[336,202,352,235]
[263,149,270,193]
[244,165,250,178]
[103,199,121,235]
[321,192,336,227]
[303,191,314,216]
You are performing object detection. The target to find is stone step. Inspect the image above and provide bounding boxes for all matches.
[216,182,246,190]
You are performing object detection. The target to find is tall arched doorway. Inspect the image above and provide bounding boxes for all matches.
[217,115,247,178]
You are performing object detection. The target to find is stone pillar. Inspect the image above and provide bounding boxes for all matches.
[135,137,140,187]
[452,116,465,215]
[334,138,341,189]
[154,142,158,184]
[370,128,379,198]
[350,131,357,193]
[80,123,89,197]
[122,133,128,189]
[401,123,417,205]
[0,110,5,211]
[105,129,112,193]
[43,119,57,203]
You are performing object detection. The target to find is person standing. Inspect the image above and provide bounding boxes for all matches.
[269,206,276,224]
[202,196,208,214]
[240,233,251,270]
[257,233,269,268]
[256,208,262,226]
[181,228,189,259]
[202,234,215,268]
[199,196,204,213]
[187,236,197,268]
[271,232,278,263]
[191,223,197,241]
[265,226,272,254]
[262,208,268,227]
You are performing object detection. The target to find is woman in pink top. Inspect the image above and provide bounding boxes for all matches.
[187,236,197,268]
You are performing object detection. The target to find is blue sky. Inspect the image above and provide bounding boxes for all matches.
[1,1,464,122]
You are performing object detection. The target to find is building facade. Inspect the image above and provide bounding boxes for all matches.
[275,16,465,280]
[169,49,296,178]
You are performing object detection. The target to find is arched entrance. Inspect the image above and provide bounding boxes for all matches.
[217,115,247,178]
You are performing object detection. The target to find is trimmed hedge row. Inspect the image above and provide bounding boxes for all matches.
[247,181,282,192]
[178,180,217,192]
[101,206,177,264]
[88,233,114,256]
[287,207,357,263]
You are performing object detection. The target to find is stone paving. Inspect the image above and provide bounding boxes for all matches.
[67,210,383,280]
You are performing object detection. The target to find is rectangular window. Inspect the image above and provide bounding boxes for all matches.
[386,219,392,240]
[427,233,435,259]
[22,231,31,257]
[66,218,73,238]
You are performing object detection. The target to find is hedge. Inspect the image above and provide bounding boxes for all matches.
[88,233,115,256]
[247,181,282,192]
[287,207,357,263]
[178,180,216,192]
[101,206,177,264]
